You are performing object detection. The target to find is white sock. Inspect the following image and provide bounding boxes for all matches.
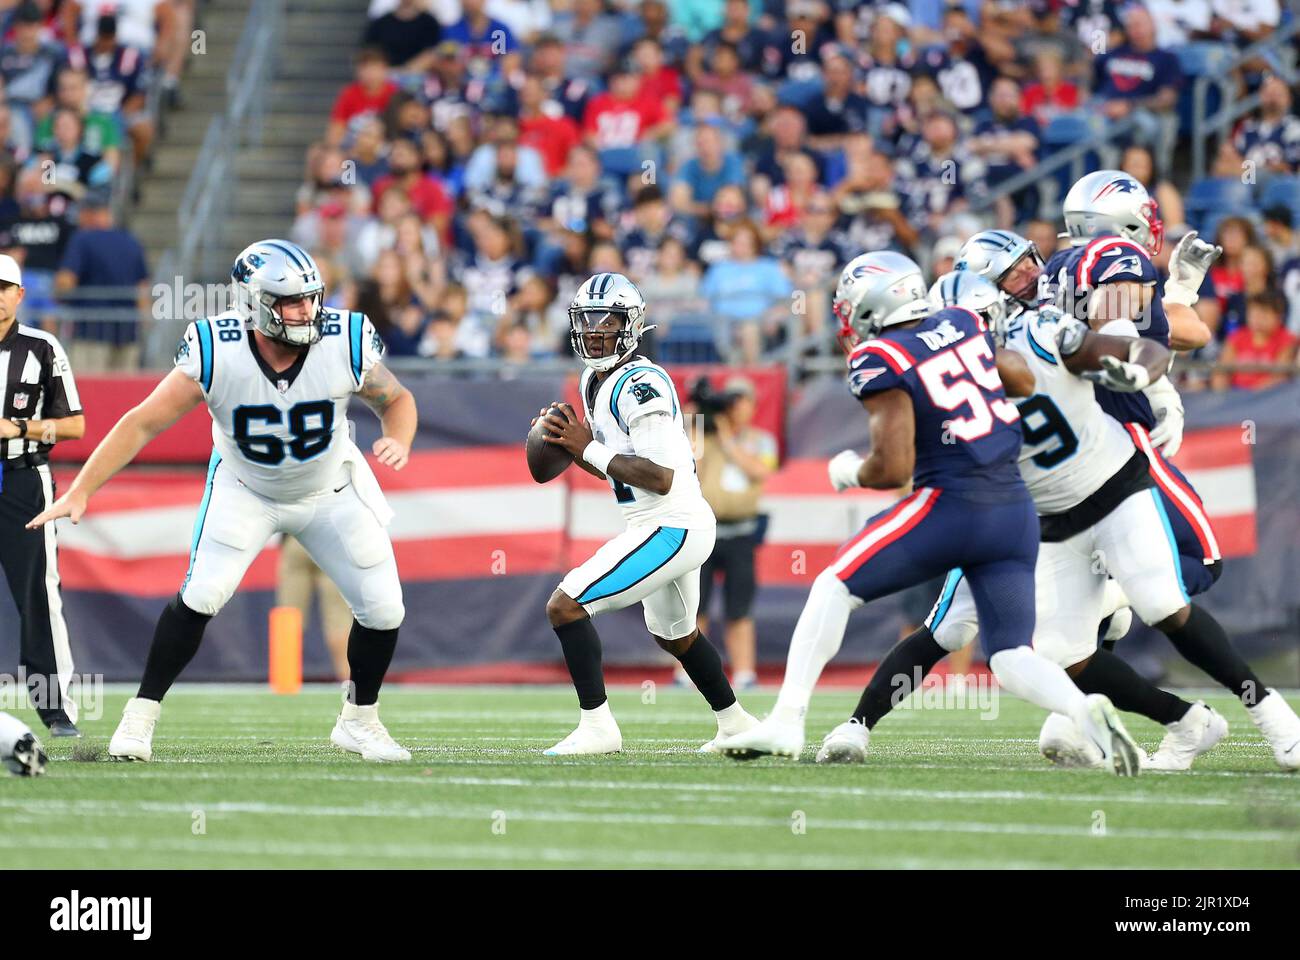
[772,572,861,723]
[0,711,31,756]
[581,701,617,726]
[989,646,1086,716]
[714,701,750,732]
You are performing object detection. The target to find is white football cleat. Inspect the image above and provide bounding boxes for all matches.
[109,697,161,762]
[1247,689,1300,771]
[1072,694,1142,776]
[544,702,622,756]
[331,701,411,762]
[699,703,760,753]
[1038,712,1105,768]
[1148,702,1227,771]
[717,713,805,761]
[815,718,871,764]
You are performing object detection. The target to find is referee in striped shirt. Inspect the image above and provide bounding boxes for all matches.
[0,253,85,736]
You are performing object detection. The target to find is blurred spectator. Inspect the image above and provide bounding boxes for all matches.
[1092,5,1182,175]
[0,3,62,147]
[633,0,690,67]
[1202,215,1256,334]
[1218,244,1275,339]
[693,374,778,690]
[371,136,453,238]
[581,60,672,173]
[857,10,914,138]
[489,1,553,46]
[969,76,1040,225]
[552,0,620,80]
[616,183,696,280]
[762,150,821,236]
[346,116,391,189]
[772,190,852,342]
[35,68,119,167]
[53,190,148,372]
[1023,217,1064,260]
[700,219,792,364]
[28,107,114,215]
[691,182,749,264]
[529,32,595,124]
[670,121,744,219]
[631,36,683,117]
[1020,47,1079,128]
[832,138,917,253]
[929,234,965,278]
[804,50,869,150]
[463,114,547,198]
[1121,144,1186,231]
[751,104,818,188]
[453,213,533,357]
[537,143,619,240]
[693,41,755,126]
[1146,0,1213,46]
[896,111,986,235]
[690,0,767,79]
[328,47,399,147]
[639,235,705,332]
[1213,291,1296,390]
[516,74,580,177]
[1232,73,1300,176]
[67,1,185,104]
[363,0,441,75]
[64,12,153,166]
[915,4,998,116]
[444,0,521,78]
[1210,0,1280,43]
[1261,206,1300,334]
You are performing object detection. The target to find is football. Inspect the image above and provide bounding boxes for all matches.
[525,404,574,483]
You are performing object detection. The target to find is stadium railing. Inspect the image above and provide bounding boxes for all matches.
[1190,19,1300,182]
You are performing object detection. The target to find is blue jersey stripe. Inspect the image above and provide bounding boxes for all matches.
[1151,489,1190,604]
[609,365,678,431]
[925,568,964,630]
[576,527,687,605]
[196,319,214,391]
[349,311,363,384]
[181,451,222,593]
[1025,324,1058,366]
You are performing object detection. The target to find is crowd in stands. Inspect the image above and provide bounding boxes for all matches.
[295,0,1298,390]
[0,0,181,371]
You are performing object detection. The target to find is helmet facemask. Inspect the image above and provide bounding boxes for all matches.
[259,289,325,346]
[998,247,1045,305]
[570,306,639,372]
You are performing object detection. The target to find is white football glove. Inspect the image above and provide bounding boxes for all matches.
[1163,230,1222,307]
[828,450,866,492]
[1082,354,1151,392]
[1144,375,1185,457]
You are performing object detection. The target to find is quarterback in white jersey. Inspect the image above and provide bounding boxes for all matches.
[534,272,756,756]
[29,240,417,763]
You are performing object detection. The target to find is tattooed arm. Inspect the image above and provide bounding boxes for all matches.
[358,362,417,471]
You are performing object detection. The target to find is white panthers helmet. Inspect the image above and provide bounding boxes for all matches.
[929,270,1011,344]
[956,229,1043,304]
[569,272,653,372]
[833,251,931,347]
[1062,170,1165,255]
[231,239,326,346]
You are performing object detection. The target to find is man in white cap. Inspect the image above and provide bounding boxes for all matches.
[0,252,86,737]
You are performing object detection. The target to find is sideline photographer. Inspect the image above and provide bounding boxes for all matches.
[688,375,777,689]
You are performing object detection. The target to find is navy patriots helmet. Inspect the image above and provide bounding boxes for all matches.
[1062,170,1165,255]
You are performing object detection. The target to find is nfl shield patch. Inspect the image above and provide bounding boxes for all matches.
[12,391,28,411]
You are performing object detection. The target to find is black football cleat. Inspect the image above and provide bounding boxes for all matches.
[45,718,82,738]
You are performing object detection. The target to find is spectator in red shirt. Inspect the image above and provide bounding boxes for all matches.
[518,74,580,176]
[327,47,397,147]
[1020,47,1079,128]
[1213,292,1298,391]
[370,137,452,242]
[582,64,671,151]
[631,36,682,116]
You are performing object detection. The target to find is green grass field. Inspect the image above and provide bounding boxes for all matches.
[4,685,1299,869]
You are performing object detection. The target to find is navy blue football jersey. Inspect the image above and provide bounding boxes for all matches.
[847,307,1025,499]
[1044,237,1167,429]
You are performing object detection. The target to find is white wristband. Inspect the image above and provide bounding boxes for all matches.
[1163,281,1198,307]
[582,441,616,474]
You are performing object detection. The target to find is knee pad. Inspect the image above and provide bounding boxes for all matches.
[358,598,405,632]
[933,619,977,654]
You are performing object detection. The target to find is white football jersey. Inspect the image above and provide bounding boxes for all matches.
[1005,310,1137,515]
[579,357,715,529]
[175,307,383,501]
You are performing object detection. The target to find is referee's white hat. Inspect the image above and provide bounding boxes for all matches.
[0,254,22,287]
